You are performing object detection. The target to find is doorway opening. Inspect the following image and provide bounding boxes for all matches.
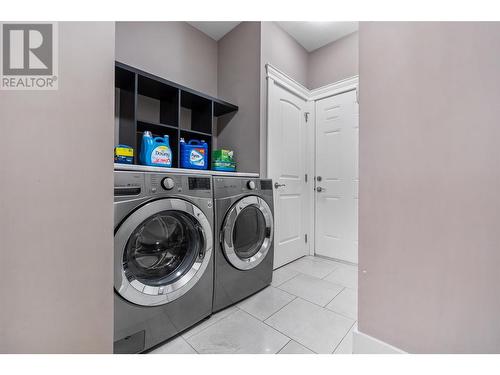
[266,64,359,267]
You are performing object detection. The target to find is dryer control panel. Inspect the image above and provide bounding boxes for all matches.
[213,177,273,199]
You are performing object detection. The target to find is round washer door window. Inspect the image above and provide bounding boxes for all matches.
[114,199,213,306]
[125,210,202,286]
[221,196,273,270]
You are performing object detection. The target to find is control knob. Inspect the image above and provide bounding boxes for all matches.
[247,180,256,190]
[161,177,175,190]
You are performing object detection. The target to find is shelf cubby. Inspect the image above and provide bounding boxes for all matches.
[180,90,213,134]
[214,99,238,117]
[137,75,179,127]
[115,66,137,158]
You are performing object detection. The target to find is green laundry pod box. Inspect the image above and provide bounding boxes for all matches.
[212,149,234,163]
[212,160,236,172]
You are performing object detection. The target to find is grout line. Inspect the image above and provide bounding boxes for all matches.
[182,336,200,354]
[277,279,346,309]
[263,296,298,322]
[262,319,316,354]
[274,272,304,294]
[331,319,357,354]
[329,310,358,322]
[271,269,301,287]
[276,339,292,354]
[323,288,358,320]
[262,317,318,354]
[321,265,340,280]
[285,257,342,281]
[278,268,342,287]
[263,294,355,354]
[262,296,319,354]
[260,298,300,346]
[184,306,240,341]
[233,309,297,353]
[237,287,295,321]
[187,281,297,353]
[322,286,346,308]
[237,308,266,322]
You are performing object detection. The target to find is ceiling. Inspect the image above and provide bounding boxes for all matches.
[187,22,241,41]
[187,22,358,52]
[276,22,359,52]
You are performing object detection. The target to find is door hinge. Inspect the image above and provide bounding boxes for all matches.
[304,112,310,122]
[305,173,308,183]
[305,234,308,243]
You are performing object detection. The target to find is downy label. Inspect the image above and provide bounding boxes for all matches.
[152,145,171,165]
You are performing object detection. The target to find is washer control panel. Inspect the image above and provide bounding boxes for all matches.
[147,173,212,198]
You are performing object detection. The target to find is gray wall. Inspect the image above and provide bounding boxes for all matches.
[261,22,309,87]
[359,22,500,353]
[308,31,358,89]
[0,22,115,353]
[217,22,261,173]
[116,22,218,97]
[259,22,309,176]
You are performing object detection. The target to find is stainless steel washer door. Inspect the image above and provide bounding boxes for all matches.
[221,196,273,270]
[114,198,212,306]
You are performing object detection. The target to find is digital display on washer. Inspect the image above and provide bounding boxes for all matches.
[188,177,211,190]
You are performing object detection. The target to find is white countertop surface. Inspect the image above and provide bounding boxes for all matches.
[114,163,260,178]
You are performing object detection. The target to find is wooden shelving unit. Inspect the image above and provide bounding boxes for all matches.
[115,61,238,168]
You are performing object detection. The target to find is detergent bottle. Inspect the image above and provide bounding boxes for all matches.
[140,131,173,167]
[180,138,208,170]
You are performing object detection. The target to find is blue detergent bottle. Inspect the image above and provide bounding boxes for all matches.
[140,131,173,167]
[180,138,208,170]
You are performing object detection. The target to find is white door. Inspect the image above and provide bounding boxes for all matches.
[315,89,359,263]
[267,79,311,269]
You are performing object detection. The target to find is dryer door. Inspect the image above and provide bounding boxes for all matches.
[114,198,212,306]
[221,196,273,270]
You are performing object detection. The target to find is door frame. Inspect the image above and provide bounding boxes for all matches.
[266,64,315,257]
[310,75,359,102]
[266,63,359,259]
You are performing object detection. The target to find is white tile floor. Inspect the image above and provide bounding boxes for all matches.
[149,256,358,354]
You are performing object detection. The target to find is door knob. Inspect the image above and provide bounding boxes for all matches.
[274,182,286,189]
[316,186,325,192]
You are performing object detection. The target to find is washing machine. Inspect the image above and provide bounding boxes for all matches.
[113,170,214,353]
[212,176,274,312]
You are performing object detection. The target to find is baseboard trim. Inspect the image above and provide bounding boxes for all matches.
[313,254,358,267]
[353,329,406,354]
